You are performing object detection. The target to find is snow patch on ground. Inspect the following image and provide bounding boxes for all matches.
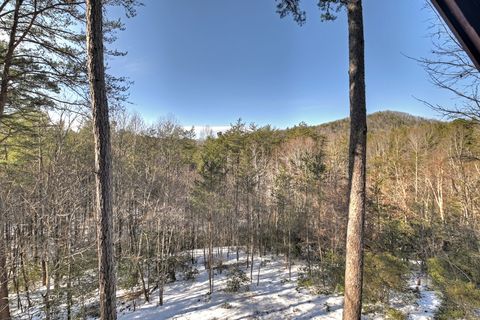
[118,249,345,320]
[10,249,442,320]
[116,250,442,320]
[406,272,442,320]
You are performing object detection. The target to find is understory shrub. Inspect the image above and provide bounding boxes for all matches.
[363,252,409,304]
[385,307,406,320]
[297,251,345,294]
[183,266,199,281]
[428,256,480,319]
[226,268,250,292]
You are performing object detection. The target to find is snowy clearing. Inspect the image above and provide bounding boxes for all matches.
[113,249,441,320]
[10,248,441,320]
[405,271,442,320]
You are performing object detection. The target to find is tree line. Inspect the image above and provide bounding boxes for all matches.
[1,109,479,319]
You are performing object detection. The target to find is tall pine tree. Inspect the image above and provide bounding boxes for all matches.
[276,1,367,318]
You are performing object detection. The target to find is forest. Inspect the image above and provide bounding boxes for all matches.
[0,0,479,320]
[2,110,480,319]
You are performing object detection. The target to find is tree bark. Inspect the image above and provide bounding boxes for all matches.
[0,226,9,320]
[0,0,22,118]
[0,2,23,318]
[343,1,367,320]
[86,0,117,319]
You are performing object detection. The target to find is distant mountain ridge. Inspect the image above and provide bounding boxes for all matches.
[315,110,439,135]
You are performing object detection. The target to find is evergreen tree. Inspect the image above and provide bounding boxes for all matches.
[276,1,367,318]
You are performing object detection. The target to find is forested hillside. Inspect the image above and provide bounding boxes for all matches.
[1,110,479,319]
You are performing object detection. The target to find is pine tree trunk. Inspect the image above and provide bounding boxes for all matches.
[86,1,117,319]
[158,226,165,306]
[0,2,23,318]
[0,0,22,118]
[343,0,367,319]
[66,223,73,320]
[208,208,214,294]
[20,252,31,308]
[0,227,10,320]
[43,251,50,320]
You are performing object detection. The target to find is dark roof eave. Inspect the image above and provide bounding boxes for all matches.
[431,0,480,70]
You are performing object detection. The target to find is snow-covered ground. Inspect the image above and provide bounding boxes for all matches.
[10,249,442,320]
[116,249,441,320]
[405,270,442,320]
[118,249,344,320]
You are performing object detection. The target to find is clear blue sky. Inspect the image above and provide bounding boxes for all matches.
[107,0,454,129]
